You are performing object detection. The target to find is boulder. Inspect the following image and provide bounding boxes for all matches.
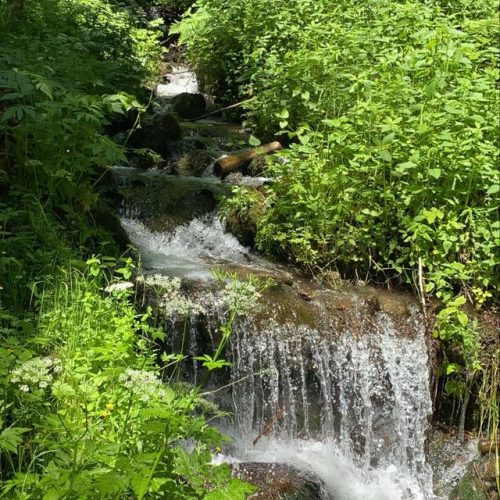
[173,150,215,177]
[129,112,183,158]
[224,189,266,247]
[172,92,206,120]
[89,205,130,251]
[231,462,326,500]
[477,438,498,454]
[247,154,267,176]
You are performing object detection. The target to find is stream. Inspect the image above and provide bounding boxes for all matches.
[110,66,472,499]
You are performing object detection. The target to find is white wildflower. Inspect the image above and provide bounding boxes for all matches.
[105,281,134,293]
[10,356,61,392]
[217,279,262,316]
[139,274,205,316]
[119,368,166,403]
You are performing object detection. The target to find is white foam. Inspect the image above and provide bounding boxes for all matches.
[156,64,199,98]
[121,215,248,277]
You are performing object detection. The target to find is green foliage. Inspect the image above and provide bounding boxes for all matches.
[177,0,499,425]
[177,0,499,295]
[0,259,253,498]
[0,0,163,313]
[0,0,162,204]
[0,2,256,496]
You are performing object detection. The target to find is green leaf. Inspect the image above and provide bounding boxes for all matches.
[379,150,392,162]
[0,426,30,453]
[248,135,261,147]
[428,168,441,179]
[43,488,61,500]
[444,362,461,375]
[486,184,499,195]
[205,479,256,499]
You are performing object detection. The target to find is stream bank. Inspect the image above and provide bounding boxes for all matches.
[105,60,496,499]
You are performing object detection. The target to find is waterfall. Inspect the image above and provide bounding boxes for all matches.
[116,148,437,500]
[222,315,434,499]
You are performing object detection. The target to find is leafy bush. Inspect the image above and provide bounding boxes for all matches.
[176,0,499,432]
[177,0,499,300]
[0,259,253,498]
[0,0,162,311]
[0,3,256,496]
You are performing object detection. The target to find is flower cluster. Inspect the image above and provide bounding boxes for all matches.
[104,281,134,294]
[216,278,262,316]
[11,356,62,393]
[119,368,167,403]
[139,274,205,317]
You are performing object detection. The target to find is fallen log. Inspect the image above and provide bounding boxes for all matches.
[214,141,283,177]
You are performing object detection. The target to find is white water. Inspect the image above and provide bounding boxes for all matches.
[224,316,434,499]
[121,216,249,278]
[215,438,424,500]
[121,211,436,498]
[156,63,199,98]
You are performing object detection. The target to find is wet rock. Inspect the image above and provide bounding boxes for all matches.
[478,457,499,482]
[173,150,215,177]
[129,112,183,158]
[449,464,489,500]
[89,205,130,251]
[114,168,228,231]
[428,431,479,498]
[478,438,498,454]
[224,174,273,188]
[172,92,206,119]
[231,462,326,500]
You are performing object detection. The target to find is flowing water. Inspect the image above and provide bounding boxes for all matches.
[113,73,440,498]
[224,318,433,499]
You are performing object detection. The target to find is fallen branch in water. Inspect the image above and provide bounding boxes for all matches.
[214,141,283,177]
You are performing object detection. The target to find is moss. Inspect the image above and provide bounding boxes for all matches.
[224,189,266,247]
[449,466,489,500]
[174,150,215,176]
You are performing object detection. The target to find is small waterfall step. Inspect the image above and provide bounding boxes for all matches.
[112,62,437,499]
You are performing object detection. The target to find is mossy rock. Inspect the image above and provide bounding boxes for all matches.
[172,92,206,119]
[129,112,183,158]
[232,462,325,500]
[246,154,267,176]
[449,465,489,500]
[224,190,266,247]
[174,150,215,176]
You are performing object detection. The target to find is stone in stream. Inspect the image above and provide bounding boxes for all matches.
[173,150,216,177]
[477,437,499,454]
[172,92,207,119]
[449,461,493,500]
[129,111,183,158]
[231,462,327,500]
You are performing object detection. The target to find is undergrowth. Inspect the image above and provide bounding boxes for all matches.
[0,0,254,497]
[175,0,500,438]
[0,259,253,498]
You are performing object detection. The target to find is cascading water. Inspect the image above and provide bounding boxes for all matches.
[114,95,438,497]
[222,316,434,499]
[123,209,436,498]
[121,215,249,278]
